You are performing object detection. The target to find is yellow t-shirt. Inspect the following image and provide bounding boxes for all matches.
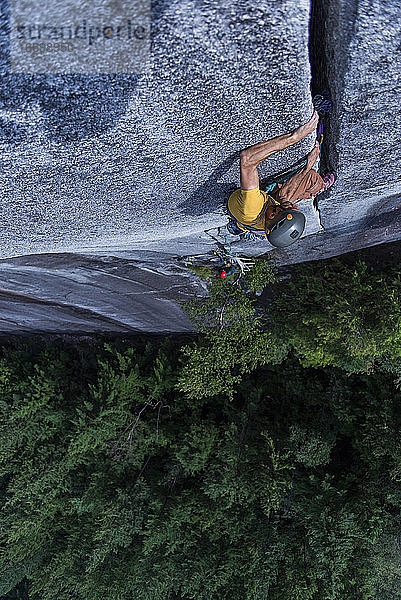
[228,187,280,231]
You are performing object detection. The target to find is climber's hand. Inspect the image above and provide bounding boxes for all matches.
[294,110,319,141]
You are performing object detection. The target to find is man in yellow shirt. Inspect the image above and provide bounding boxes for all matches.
[228,110,333,248]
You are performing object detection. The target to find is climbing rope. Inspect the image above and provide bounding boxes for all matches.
[313,90,333,116]
[346,197,401,247]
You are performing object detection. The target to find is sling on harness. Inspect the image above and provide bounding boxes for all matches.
[226,162,310,241]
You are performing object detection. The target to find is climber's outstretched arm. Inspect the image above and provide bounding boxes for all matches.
[239,109,319,191]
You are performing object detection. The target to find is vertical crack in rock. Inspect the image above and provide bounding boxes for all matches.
[308,0,329,232]
[308,0,330,97]
[307,0,362,236]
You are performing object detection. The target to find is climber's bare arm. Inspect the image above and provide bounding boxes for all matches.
[239,109,319,191]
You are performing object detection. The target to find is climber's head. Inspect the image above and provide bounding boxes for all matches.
[265,203,284,221]
[265,209,306,248]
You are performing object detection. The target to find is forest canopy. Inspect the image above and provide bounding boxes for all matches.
[2,243,401,600]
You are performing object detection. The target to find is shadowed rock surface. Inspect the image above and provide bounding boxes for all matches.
[276,0,401,265]
[0,253,206,333]
[0,0,400,332]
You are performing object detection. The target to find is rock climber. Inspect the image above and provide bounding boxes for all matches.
[228,109,335,248]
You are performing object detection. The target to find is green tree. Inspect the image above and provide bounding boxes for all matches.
[178,257,288,399]
[269,257,401,373]
[3,246,401,599]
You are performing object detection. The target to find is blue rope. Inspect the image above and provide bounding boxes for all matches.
[346,197,401,247]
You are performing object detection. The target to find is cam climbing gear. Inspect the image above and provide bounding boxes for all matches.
[313,90,333,116]
[213,245,255,281]
[313,90,332,175]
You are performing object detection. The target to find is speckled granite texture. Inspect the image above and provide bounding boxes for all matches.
[269,0,401,265]
[0,0,400,332]
[317,0,401,230]
[0,0,315,259]
[0,0,318,332]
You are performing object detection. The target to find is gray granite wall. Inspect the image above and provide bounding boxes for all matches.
[0,0,400,332]
[270,0,401,266]
[0,0,315,259]
[319,0,401,230]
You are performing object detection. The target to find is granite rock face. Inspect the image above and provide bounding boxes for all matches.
[0,0,315,259]
[0,0,316,332]
[318,0,401,231]
[269,0,401,266]
[0,0,399,332]
[0,252,206,333]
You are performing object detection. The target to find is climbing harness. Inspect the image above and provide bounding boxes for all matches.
[227,190,281,241]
